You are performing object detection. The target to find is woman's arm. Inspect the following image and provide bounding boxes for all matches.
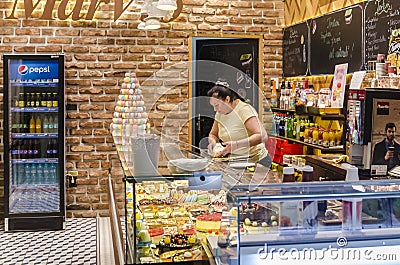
[208,121,219,153]
[234,116,268,150]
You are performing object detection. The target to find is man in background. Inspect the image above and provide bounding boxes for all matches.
[372,122,400,172]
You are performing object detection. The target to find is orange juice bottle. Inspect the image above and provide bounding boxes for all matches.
[35,115,42,133]
[29,115,35,133]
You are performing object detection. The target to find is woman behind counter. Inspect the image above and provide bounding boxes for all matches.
[207,81,271,168]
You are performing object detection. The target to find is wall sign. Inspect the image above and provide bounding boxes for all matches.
[283,21,309,77]
[365,0,400,63]
[309,4,363,75]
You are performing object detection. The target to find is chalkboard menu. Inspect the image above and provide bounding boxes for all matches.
[365,0,400,63]
[283,22,309,77]
[310,5,363,75]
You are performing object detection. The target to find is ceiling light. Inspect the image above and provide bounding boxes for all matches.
[144,17,161,30]
[156,0,177,11]
[138,21,146,30]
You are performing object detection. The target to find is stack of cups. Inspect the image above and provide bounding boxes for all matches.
[376,54,387,78]
[376,62,387,77]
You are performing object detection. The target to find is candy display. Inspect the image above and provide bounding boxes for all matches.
[110,72,150,167]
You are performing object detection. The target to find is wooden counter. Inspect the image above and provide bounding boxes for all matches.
[305,155,347,181]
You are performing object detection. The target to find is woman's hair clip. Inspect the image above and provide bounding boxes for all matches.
[215,80,230,88]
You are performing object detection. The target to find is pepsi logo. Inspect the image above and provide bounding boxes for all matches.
[18,65,28,75]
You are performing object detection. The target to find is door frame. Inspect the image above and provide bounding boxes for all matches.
[188,33,264,147]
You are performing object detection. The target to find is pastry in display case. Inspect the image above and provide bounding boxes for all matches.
[211,180,400,265]
[125,174,224,264]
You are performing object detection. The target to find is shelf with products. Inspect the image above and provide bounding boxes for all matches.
[271,107,345,120]
[12,133,58,138]
[12,158,59,164]
[270,135,344,154]
[11,107,58,113]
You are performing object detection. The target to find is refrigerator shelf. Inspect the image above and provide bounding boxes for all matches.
[11,107,58,113]
[10,81,59,87]
[12,133,58,138]
[12,158,58,164]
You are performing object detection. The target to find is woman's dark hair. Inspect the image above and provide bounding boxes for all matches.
[207,81,244,102]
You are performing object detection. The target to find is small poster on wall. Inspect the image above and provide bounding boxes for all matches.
[331,63,348,108]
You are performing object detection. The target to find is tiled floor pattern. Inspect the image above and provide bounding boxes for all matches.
[0,218,97,265]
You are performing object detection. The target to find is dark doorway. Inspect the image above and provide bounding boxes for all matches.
[192,37,260,150]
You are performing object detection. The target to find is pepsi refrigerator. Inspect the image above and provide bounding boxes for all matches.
[3,54,66,231]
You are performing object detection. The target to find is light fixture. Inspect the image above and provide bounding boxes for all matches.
[156,0,177,11]
[136,0,144,9]
[137,0,182,29]
[144,17,161,30]
[138,21,146,30]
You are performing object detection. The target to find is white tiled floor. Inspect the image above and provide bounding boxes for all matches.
[0,218,98,265]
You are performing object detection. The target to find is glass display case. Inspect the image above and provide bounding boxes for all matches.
[212,180,400,265]
[125,174,225,264]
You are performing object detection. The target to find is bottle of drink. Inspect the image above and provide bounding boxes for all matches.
[11,139,18,159]
[48,115,54,133]
[46,93,52,107]
[279,81,285,109]
[52,139,58,158]
[279,114,286,137]
[35,93,40,107]
[41,92,47,107]
[270,80,278,108]
[25,93,31,108]
[299,119,305,141]
[275,114,282,135]
[46,139,53,158]
[31,163,37,184]
[17,163,25,185]
[49,163,57,182]
[12,114,19,133]
[14,94,19,107]
[53,115,58,134]
[35,115,42,133]
[18,92,25,108]
[37,163,44,184]
[34,139,41,158]
[286,116,293,138]
[27,139,34,159]
[29,115,36,133]
[24,163,32,184]
[43,115,49,133]
[52,93,58,107]
[43,163,50,184]
[30,93,35,108]
[289,81,296,110]
[22,114,29,133]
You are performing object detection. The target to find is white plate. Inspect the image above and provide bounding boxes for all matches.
[168,158,210,172]
[229,162,255,169]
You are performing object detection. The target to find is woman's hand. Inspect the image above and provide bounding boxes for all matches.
[214,141,236,157]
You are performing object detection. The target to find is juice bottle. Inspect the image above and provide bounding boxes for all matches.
[35,115,42,133]
[29,115,36,133]
[270,80,278,108]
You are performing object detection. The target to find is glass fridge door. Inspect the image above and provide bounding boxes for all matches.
[7,61,61,214]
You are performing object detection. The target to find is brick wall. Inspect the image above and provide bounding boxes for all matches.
[0,0,284,217]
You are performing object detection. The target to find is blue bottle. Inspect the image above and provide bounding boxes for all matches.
[43,164,50,184]
[49,164,57,183]
[31,163,37,185]
[24,163,32,185]
[37,163,44,184]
